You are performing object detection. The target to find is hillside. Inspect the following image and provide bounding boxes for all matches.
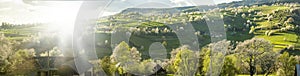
[97,1,300,58]
[119,0,300,15]
[218,0,300,8]
[1,0,300,76]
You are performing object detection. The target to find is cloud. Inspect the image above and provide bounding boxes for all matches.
[169,0,193,6]
[213,0,242,4]
[101,11,118,17]
[169,0,184,3]
[189,0,216,5]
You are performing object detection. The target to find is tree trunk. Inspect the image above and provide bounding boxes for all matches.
[249,58,254,76]
[265,72,271,76]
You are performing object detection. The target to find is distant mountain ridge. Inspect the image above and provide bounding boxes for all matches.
[120,6,216,15]
[218,0,300,8]
[118,0,300,15]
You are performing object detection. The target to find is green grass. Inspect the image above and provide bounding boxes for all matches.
[95,32,113,58]
[227,31,254,41]
[255,32,299,51]
[139,21,166,27]
[237,5,300,53]
[243,5,289,14]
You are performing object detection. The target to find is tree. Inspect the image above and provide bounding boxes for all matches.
[155,28,159,34]
[276,52,297,76]
[267,15,274,21]
[189,16,194,22]
[124,59,156,75]
[202,46,211,75]
[111,41,141,65]
[220,56,237,76]
[202,40,231,76]
[98,56,117,76]
[196,46,208,75]
[235,38,273,76]
[174,48,198,76]
[249,26,255,34]
[167,46,199,76]
[8,49,37,75]
[258,51,278,75]
[129,47,142,62]
[0,34,14,74]
[241,13,247,18]
[22,35,58,56]
[0,34,37,75]
[286,17,295,23]
[40,47,63,56]
[111,41,156,75]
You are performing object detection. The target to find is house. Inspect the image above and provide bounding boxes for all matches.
[34,56,79,76]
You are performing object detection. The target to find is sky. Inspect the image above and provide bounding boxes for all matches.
[102,0,242,16]
[0,0,241,24]
[0,0,83,24]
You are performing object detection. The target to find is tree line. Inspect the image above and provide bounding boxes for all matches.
[93,38,300,76]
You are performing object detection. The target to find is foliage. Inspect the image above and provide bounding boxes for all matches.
[174,48,198,76]
[111,41,141,65]
[40,47,63,56]
[0,34,37,75]
[167,46,198,76]
[202,40,232,76]
[92,56,117,76]
[124,59,156,75]
[202,47,211,75]
[110,41,156,75]
[235,38,274,76]
[286,17,295,23]
[196,46,207,75]
[0,35,37,75]
[220,56,237,76]
[276,52,297,76]
[258,51,278,75]
[8,49,37,75]
[0,34,14,74]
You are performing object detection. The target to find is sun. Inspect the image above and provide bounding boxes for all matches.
[42,1,83,35]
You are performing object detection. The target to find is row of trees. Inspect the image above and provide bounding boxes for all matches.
[0,34,37,75]
[0,30,298,76]
[94,38,299,76]
[1,22,39,29]
[201,38,299,76]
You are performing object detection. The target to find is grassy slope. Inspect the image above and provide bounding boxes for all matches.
[249,6,300,52]
[97,5,300,57]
